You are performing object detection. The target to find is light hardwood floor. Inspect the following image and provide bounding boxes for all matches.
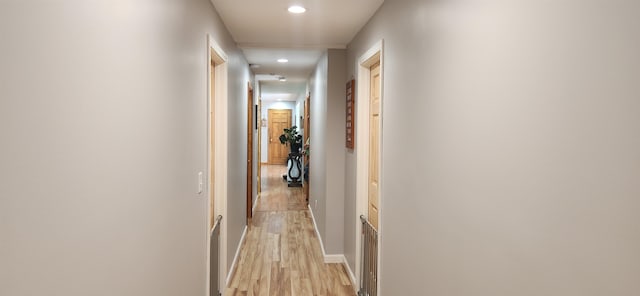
[226,165,355,296]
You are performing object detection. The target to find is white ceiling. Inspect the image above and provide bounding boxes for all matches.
[211,0,384,49]
[244,48,323,101]
[210,0,384,101]
[243,48,324,82]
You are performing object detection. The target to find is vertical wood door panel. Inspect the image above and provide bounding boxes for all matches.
[257,99,262,198]
[247,85,254,221]
[368,62,381,230]
[268,109,292,165]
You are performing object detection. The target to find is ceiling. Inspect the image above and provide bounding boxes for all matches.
[243,48,323,101]
[211,0,385,101]
[211,0,385,49]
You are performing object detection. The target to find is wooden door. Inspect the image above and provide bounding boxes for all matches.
[246,84,254,222]
[257,99,262,199]
[268,109,292,164]
[368,62,381,230]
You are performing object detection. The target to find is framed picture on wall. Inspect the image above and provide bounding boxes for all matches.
[346,79,355,149]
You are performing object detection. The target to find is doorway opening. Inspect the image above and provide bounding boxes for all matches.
[303,94,310,204]
[255,104,300,213]
[256,97,262,204]
[355,40,383,294]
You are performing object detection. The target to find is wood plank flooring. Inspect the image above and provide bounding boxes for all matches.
[226,165,355,296]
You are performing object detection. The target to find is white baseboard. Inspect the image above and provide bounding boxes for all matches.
[307,205,347,264]
[225,225,247,285]
[341,255,359,294]
[252,195,259,214]
[307,205,329,260]
[307,206,359,293]
[324,254,344,263]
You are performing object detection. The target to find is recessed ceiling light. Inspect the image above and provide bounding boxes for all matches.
[279,78,287,82]
[288,5,306,14]
[277,58,289,63]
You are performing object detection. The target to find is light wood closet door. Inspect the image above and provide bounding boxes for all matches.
[268,109,292,164]
[368,62,381,230]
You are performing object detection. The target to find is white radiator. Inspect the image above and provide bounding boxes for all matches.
[210,215,222,296]
[359,215,378,296]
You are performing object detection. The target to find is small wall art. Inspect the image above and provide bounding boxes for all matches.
[346,79,355,149]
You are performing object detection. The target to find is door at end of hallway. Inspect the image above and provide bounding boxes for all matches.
[268,109,292,165]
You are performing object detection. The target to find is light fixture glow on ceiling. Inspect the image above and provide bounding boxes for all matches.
[277,58,289,63]
[288,5,306,14]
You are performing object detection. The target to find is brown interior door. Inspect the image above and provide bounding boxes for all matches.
[268,109,292,164]
[246,84,254,222]
[257,99,262,199]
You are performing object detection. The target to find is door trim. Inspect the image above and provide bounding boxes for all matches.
[207,34,229,296]
[354,39,383,294]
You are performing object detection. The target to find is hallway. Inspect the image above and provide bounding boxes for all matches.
[226,165,355,296]
[4,1,640,295]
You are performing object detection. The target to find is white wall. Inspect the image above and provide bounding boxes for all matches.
[309,50,347,254]
[295,93,307,146]
[226,51,254,274]
[0,1,251,295]
[325,49,347,254]
[309,53,329,242]
[295,101,302,130]
[345,0,640,295]
[260,101,296,162]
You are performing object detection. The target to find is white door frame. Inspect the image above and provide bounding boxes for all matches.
[354,39,384,294]
[206,34,229,296]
